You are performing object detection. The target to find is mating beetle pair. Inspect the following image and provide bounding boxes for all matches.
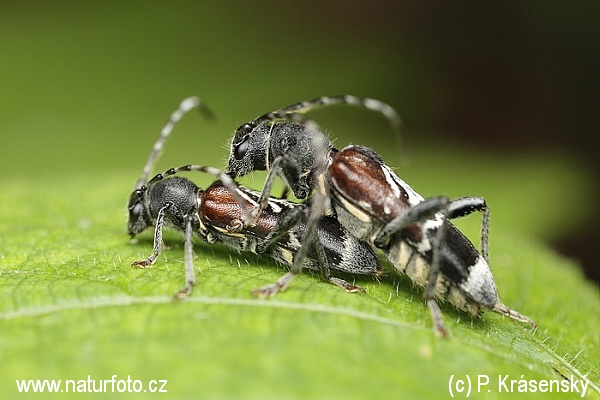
[127,95,535,336]
[127,98,381,299]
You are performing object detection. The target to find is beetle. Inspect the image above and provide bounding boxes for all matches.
[225,95,535,336]
[127,98,382,299]
[227,95,404,205]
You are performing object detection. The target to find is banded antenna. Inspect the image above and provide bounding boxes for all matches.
[135,96,214,190]
[238,95,406,157]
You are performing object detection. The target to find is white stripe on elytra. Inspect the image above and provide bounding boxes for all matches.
[380,165,424,206]
[236,188,259,209]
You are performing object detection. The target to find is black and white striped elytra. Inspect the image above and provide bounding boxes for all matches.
[328,145,533,326]
[224,95,536,336]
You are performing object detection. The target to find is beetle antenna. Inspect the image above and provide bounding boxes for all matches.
[135,96,214,190]
[244,95,406,158]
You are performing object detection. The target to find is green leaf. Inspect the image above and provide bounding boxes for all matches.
[1,155,598,399]
[2,2,597,399]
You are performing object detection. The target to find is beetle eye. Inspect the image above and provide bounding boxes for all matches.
[132,204,141,219]
[129,201,143,220]
[127,189,145,218]
[233,134,249,160]
[240,123,253,134]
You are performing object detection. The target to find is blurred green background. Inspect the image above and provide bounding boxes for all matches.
[1,1,597,280]
[1,2,599,399]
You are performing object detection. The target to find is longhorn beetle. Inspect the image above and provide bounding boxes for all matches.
[127,97,382,299]
[225,95,536,336]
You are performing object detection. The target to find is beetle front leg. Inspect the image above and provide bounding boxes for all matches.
[242,154,303,228]
[251,190,328,298]
[174,215,196,300]
[132,202,171,268]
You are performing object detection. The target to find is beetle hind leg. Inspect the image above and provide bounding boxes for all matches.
[492,303,537,330]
